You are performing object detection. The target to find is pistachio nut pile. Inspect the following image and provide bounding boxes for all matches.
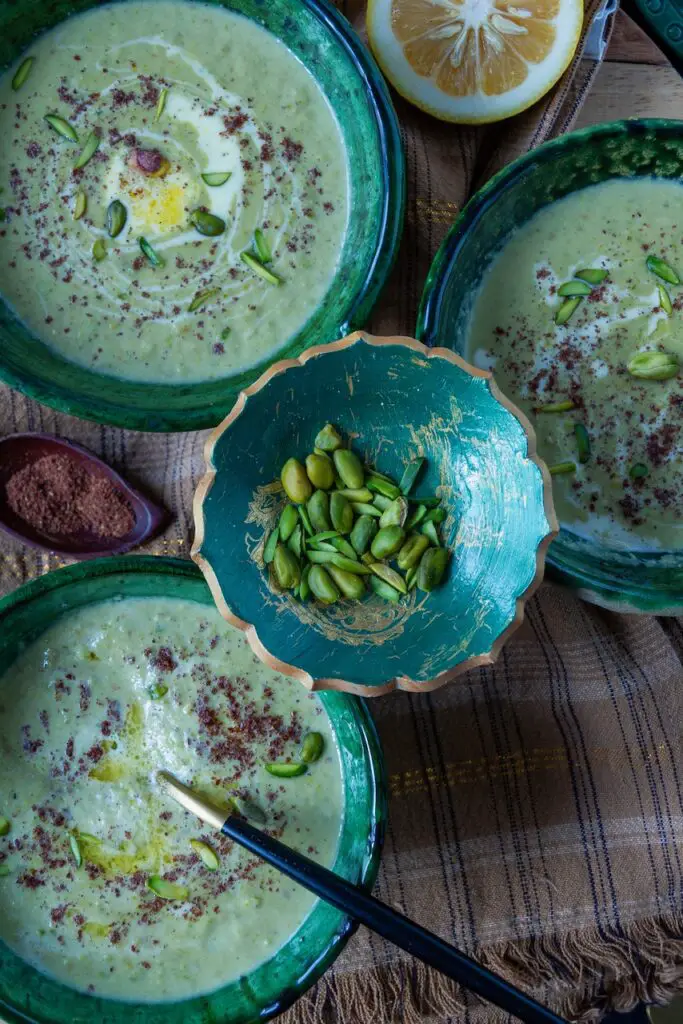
[262,424,451,605]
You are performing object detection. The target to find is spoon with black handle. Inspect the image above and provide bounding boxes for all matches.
[158,771,567,1024]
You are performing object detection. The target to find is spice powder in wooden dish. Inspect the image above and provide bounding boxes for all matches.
[5,453,135,539]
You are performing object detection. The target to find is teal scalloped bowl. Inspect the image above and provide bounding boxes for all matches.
[0,0,404,432]
[0,555,386,1024]
[192,331,557,694]
[417,119,683,616]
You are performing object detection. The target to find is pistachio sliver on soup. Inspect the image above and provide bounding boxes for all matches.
[466,178,682,552]
[0,1,348,383]
[0,598,343,1001]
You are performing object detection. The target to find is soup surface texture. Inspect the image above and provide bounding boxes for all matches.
[0,598,343,1001]
[0,1,348,382]
[467,178,682,551]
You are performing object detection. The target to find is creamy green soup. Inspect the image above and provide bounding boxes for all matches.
[0,1,348,383]
[467,178,683,551]
[0,598,343,1001]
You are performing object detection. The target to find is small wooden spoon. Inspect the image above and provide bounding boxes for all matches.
[0,433,167,559]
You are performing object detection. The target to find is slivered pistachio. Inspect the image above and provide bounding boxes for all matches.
[407,495,441,508]
[330,491,353,534]
[306,550,370,574]
[333,449,364,489]
[69,834,82,868]
[221,326,231,341]
[548,462,577,476]
[45,113,78,142]
[399,458,425,495]
[308,565,339,604]
[139,236,165,267]
[148,683,168,700]
[315,424,343,451]
[188,287,220,313]
[533,400,576,413]
[308,531,340,543]
[73,190,87,221]
[405,566,418,590]
[350,515,377,556]
[555,296,582,325]
[372,494,392,512]
[278,504,299,543]
[0,866,10,877]
[73,130,100,170]
[575,268,608,284]
[646,254,680,285]
[557,280,592,297]
[281,458,312,504]
[106,199,127,238]
[369,575,401,602]
[328,565,366,599]
[420,520,440,546]
[148,876,189,900]
[155,87,169,122]
[574,423,590,464]
[369,562,407,594]
[350,501,381,517]
[287,523,303,559]
[306,452,335,490]
[0,817,10,837]
[307,490,331,533]
[273,543,301,590]
[329,536,357,560]
[265,762,307,778]
[92,238,107,262]
[298,505,314,536]
[423,507,446,524]
[335,487,373,502]
[370,526,405,560]
[191,209,226,236]
[254,228,272,263]
[405,504,427,530]
[417,548,449,592]
[658,285,673,315]
[379,496,408,529]
[190,839,220,870]
[299,564,312,601]
[366,474,400,500]
[202,170,232,186]
[301,732,325,763]
[397,534,430,571]
[12,56,35,92]
[627,350,679,381]
[263,527,279,564]
[235,798,267,824]
[629,462,649,480]
[241,251,281,284]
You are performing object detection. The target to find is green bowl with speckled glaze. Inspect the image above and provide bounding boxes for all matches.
[0,555,386,1024]
[0,0,404,432]
[418,119,683,616]
[192,331,556,694]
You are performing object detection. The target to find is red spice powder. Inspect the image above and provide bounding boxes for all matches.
[5,454,135,539]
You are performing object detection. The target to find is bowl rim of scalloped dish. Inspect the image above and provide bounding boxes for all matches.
[0,0,405,433]
[0,554,387,1024]
[192,331,559,695]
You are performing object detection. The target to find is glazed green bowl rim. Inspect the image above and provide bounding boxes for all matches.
[0,0,405,433]
[416,117,683,601]
[0,555,387,1024]
[192,330,558,695]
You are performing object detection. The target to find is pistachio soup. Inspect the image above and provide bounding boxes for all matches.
[0,1,348,383]
[0,598,343,1001]
[466,178,682,551]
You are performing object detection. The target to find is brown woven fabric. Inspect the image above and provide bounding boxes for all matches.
[3,3,683,1022]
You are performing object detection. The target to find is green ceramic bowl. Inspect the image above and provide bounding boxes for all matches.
[192,331,556,694]
[418,119,683,616]
[0,556,386,1024]
[0,0,404,432]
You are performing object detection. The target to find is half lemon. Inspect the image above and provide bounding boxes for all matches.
[367,0,584,124]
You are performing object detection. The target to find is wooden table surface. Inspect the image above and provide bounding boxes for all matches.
[577,9,683,127]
